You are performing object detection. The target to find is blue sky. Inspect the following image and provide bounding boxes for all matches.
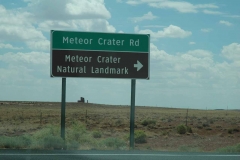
[0,0,239,109]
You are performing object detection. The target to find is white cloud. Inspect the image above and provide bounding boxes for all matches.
[150,43,172,60]
[195,4,219,9]
[126,0,145,5]
[203,9,223,15]
[0,1,116,51]
[183,50,213,59]
[149,43,240,92]
[0,4,5,11]
[38,19,116,32]
[37,20,77,31]
[0,52,49,65]
[0,4,50,52]
[151,43,214,74]
[0,25,45,41]
[0,51,56,101]
[85,19,116,32]
[175,50,214,74]
[219,20,233,26]
[26,40,50,51]
[0,5,44,42]
[26,0,115,33]
[149,1,198,13]
[0,43,23,50]
[143,25,166,28]
[136,25,192,39]
[25,0,111,20]
[130,11,157,23]
[150,44,215,86]
[224,15,240,18]
[201,28,212,33]
[222,43,240,61]
[66,0,110,18]
[189,42,196,45]
[127,0,219,14]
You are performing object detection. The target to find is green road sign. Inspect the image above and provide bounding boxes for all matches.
[51,30,150,79]
[51,30,149,52]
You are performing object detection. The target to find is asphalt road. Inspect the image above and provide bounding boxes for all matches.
[0,149,239,160]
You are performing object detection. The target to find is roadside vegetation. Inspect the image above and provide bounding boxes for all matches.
[0,102,239,152]
[0,122,127,150]
[216,144,240,153]
[178,145,202,152]
[176,125,193,134]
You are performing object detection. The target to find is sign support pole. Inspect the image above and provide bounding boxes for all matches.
[61,78,66,141]
[130,79,136,149]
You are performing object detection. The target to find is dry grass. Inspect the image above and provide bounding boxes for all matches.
[0,101,239,152]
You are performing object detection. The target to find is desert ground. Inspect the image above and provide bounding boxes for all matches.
[0,101,239,152]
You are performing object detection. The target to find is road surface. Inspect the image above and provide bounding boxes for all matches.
[0,149,239,160]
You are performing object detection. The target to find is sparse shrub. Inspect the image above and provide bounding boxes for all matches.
[167,118,173,122]
[30,140,44,149]
[32,128,53,140]
[228,129,233,134]
[216,143,240,153]
[77,134,93,144]
[101,138,126,149]
[43,135,64,149]
[115,119,122,126]
[146,146,152,150]
[141,119,156,126]
[92,131,102,138]
[0,136,15,149]
[12,115,16,120]
[161,118,166,121]
[206,128,212,131]
[178,145,201,152]
[147,123,156,129]
[186,126,193,133]
[161,131,169,136]
[71,121,86,134]
[141,119,148,126]
[0,135,32,149]
[228,135,233,138]
[209,120,214,124]
[202,123,210,127]
[149,120,156,125]
[19,134,32,148]
[233,128,239,132]
[73,132,81,140]
[67,121,87,141]
[68,141,79,150]
[177,125,186,134]
[135,130,147,143]
[197,125,203,129]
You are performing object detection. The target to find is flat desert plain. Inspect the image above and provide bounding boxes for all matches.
[0,101,239,152]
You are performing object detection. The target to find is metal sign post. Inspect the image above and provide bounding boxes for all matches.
[61,78,66,141]
[130,79,136,149]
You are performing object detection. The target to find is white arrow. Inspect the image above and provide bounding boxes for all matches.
[134,60,143,71]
